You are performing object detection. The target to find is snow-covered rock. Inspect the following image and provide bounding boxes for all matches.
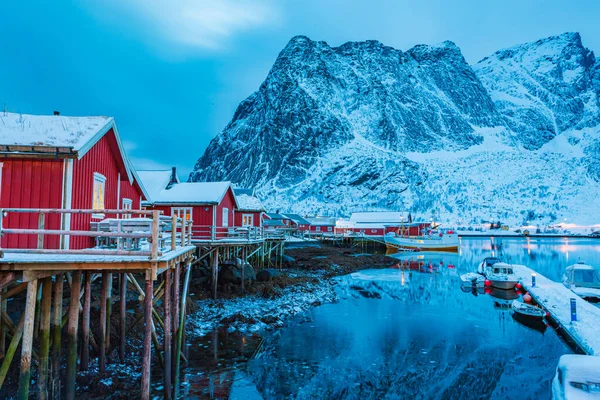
[190,33,600,225]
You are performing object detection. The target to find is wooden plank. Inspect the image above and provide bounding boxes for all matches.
[140,277,153,399]
[0,272,18,290]
[171,214,177,251]
[0,287,4,359]
[2,228,152,239]
[106,273,112,354]
[22,270,60,283]
[3,208,157,215]
[4,282,27,299]
[81,271,92,371]
[99,272,108,373]
[65,271,81,400]
[37,213,45,250]
[3,249,153,257]
[119,273,126,362]
[38,277,52,400]
[51,273,63,399]
[0,313,25,390]
[17,279,38,400]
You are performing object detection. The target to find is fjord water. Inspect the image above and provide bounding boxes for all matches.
[187,238,600,399]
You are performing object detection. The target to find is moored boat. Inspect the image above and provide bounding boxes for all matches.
[562,262,600,302]
[511,300,545,320]
[384,230,459,252]
[486,263,519,290]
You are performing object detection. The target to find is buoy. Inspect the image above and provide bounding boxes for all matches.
[484,279,492,287]
[515,282,522,290]
[523,293,533,303]
[447,264,455,269]
[546,311,551,318]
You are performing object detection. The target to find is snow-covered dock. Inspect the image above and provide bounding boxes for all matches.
[512,265,600,356]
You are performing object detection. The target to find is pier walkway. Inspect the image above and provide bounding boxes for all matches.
[512,265,600,355]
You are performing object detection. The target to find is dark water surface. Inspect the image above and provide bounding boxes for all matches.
[183,237,600,399]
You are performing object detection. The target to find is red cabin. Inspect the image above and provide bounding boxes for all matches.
[307,217,336,234]
[0,112,148,250]
[233,189,265,228]
[138,169,239,241]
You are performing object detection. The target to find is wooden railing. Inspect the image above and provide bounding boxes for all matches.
[0,208,194,260]
[189,225,285,241]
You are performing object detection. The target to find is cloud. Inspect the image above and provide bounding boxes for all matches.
[113,0,279,50]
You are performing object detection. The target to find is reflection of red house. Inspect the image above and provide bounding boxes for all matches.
[0,112,148,249]
[138,169,239,240]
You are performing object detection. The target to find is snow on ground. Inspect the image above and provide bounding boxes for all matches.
[187,271,337,336]
[513,264,600,356]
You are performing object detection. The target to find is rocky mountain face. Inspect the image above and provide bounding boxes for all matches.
[190,32,600,225]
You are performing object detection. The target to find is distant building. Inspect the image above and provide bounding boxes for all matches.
[307,217,336,233]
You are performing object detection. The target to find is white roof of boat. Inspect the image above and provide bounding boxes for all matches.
[566,263,596,270]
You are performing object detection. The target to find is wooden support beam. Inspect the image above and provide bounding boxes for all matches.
[164,268,172,400]
[5,282,31,300]
[106,273,113,353]
[18,279,38,400]
[174,263,192,399]
[171,263,180,385]
[119,272,126,363]
[99,272,108,374]
[0,272,18,290]
[241,246,246,295]
[212,248,219,300]
[38,277,52,400]
[81,271,92,371]
[0,287,5,359]
[65,271,81,400]
[51,273,64,399]
[140,276,153,400]
[0,313,24,390]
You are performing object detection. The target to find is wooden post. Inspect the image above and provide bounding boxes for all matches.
[140,275,154,400]
[0,287,5,359]
[164,268,172,400]
[174,263,191,399]
[38,277,52,400]
[18,279,38,400]
[106,273,113,353]
[212,247,219,300]
[81,271,92,371]
[241,246,246,294]
[119,272,126,363]
[37,213,45,249]
[99,272,108,374]
[171,263,180,384]
[51,273,63,399]
[0,313,25,390]
[171,214,177,250]
[65,271,81,400]
[151,210,160,260]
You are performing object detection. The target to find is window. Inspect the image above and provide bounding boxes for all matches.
[92,173,106,219]
[328,227,333,232]
[122,198,132,219]
[172,207,192,223]
[222,208,229,227]
[316,226,321,232]
[242,214,254,227]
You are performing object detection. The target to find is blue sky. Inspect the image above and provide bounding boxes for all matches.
[1,0,598,178]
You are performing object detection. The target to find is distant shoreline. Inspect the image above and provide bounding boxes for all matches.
[458,233,599,239]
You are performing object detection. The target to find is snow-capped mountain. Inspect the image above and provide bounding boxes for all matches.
[190,32,600,225]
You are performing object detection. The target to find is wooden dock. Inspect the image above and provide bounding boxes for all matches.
[513,265,600,355]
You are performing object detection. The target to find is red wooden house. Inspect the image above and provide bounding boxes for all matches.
[137,169,239,241]
[233,188,265,228]
[306,217,336,233]
[0,112,148,250]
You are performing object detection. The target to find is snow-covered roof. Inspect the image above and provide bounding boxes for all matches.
[556,354,600,399]
[152,181,234,205]
[307,217,336,226]
[233,188,254,196]
[0,112,112,151]
[284,214,311,225]
[236,194,264,212]
[349,211,410,224]
[137,170,174,203]
[266,213,288,220]
[264,219,286,227]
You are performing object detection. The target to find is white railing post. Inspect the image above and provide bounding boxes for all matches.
[151,210,160,260]
[171,214,177,251]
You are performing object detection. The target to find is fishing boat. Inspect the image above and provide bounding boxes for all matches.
[384,230,459,252]
[511,312,547,335]
[552,355,600,400]
[460,272,486,288]
[562,262,600,302]
[511,300,545,320]
[477,256,501,274]
[486,263,519,290]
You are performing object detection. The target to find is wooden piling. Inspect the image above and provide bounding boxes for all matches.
[0,287,5,359]
[140,275,154,400]
[171,263,180,384]
[17,279,38,400]
[81,271,92,371]
[51,273,64,399]
[99,272,108,373]
[241,246,246,294]
[65,271,81,400]
[0,313,25,389]
[174,263,192,399]
[212,247,219,299]
[106,273,112,352]
[164,268,172,400]
[38,277,52,400]
[119,272,126,363]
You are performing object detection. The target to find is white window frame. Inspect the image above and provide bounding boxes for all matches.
[316,226,321,232]
[242,213,254,227]
[222,207,229,227]
[172,207,193,223]
[92,173,107,219]
[328,226,333,232]
[122,198,133,219]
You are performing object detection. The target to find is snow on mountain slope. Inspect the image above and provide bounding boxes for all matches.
[190,33,600,225]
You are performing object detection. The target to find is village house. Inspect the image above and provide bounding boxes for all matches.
[306,216,336,234]
[233,188,265,228]
[0,111,148,249]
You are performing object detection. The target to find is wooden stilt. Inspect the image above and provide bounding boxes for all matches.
[106,273,112,353]
[0,313,25,389]
[81,271,92,371]
[38,277,52,400]
[140,275,153,400]
[34,283,42,340]
[0,287,5,359]
[212,248,219,299]
[119,272,126,363]
[241,246,246,294]
[99,272,108,374]
[18,279,38,400]
[164,268,172,400]
[65,271,81,400]
[174,263,192,399]
[51,273,64,399]
[171,263,180,384]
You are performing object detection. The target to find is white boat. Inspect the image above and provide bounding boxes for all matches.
[511,300,545,320]
[552,354,600,399]
[384,230,459,252]
[477,256,502,274]
[562,262,600,302]
[487,263,519,289]
[460,272,486,288]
